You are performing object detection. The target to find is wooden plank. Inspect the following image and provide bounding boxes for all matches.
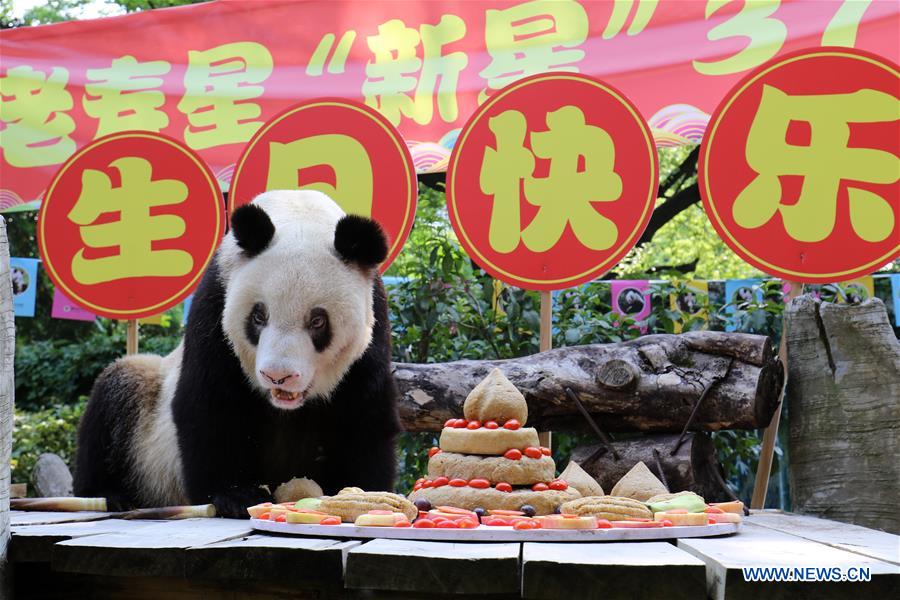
[10,519,154,563]
[345,539,520,595]
[678,522,900,600]
[52,518,252,578]
[186,534,359,583]
[522,542,706,600]
[748,511,900,566]
[10,511,112,526]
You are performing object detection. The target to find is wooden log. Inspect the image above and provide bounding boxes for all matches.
[522,542,706,600]
[393,331,783,433]
[786,297,900,533]
[0,216,14,597]
[572,432,737,502]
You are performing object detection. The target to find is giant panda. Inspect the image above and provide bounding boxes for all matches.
[73,190,401,517]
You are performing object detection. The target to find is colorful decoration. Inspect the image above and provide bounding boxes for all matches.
[724,279,765,332]
[447,73,657,290]
[610,280,651,333]
[37,131,224,320]
[10,257,39,317]
[51,288,95,322]
[2,1,897,207]
[229,99,417,271]
[700,48,900,283]
[669,280,709,333]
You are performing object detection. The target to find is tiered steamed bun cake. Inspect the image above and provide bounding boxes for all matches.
[409,369,580,515]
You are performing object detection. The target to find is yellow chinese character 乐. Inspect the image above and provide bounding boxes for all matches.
[68,156,193,284]
[178,42,273,149]
[83,55,171,137]
[265,134,374,218]
[363,15,467,126]
[480,0,588,100]
[0,66,76,168]
[480,106,623,254]
[734,84,900,243]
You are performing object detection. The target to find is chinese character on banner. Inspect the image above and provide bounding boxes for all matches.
[700,48,900,283]
[10,257,39,317]
[229,99,417,271]
[610,280,651,333]
[38,131,224,320]
[447,73,658,290]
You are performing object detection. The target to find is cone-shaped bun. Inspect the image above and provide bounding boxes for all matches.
[609,461,668,502]
[559,461,605,497]
[463,368,528,424]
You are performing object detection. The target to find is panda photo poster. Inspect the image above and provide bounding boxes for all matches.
[610,280,651,333]
[10,257,39,317]
[723,279,763,332]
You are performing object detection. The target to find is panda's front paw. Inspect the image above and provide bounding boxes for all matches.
[211,486,273,519]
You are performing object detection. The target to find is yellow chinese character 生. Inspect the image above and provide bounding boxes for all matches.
[178,42,273,149]
[480,0,588,100]
[0,66,76,168]
[734,84,900,243]
[84,55,171,137]
[480,106,623,254]
[265,134,374,218]
[363,15,467,126]
[68,156,193,284]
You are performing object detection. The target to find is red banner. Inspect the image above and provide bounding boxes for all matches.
[1,0,898,209]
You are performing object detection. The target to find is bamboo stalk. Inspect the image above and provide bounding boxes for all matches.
[119,504,216,520]
[11,497,107,512]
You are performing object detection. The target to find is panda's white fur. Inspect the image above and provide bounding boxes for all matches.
[74,190,401,514]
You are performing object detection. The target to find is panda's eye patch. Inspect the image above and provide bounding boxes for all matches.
[308,308,328,330]
[251,303,268,326]
[308,308,331,352]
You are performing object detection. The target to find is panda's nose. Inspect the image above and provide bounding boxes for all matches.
[259,369,299,386]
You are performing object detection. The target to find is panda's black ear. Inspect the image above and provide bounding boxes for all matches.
[231,204,275,258]
[334,215,388,270]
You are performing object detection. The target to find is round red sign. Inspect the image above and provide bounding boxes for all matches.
[38,131,224,319]
[700,48,900,283]
[447,73,658,290]
[229,98,417,271]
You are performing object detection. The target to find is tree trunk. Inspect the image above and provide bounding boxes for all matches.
[787,296,899,533]
[394,331,783,434]
[0,217,15,593]
[571,433,736,503]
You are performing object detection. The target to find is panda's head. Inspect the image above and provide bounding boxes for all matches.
[218,190,388,410]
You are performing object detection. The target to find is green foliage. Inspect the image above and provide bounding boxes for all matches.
[11,398,87,493]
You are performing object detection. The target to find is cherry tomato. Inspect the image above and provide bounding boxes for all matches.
[532,483,549,492]
[469,478,490,489]
[484,421,499,429]
[524,447,542,459]
[503,449,522,461]
[453,419,468,428]
[428,447,442,458]
[320,517,341,525]
[549,479,568,491]
[449,478,467,487]
[540,447,551,456]
[437,520,458,528]
[394,521,412,528]
[596,519,613,529]
[708,517,717,524]
[432,476,450,487]
[422,480,433,488]
[513,520,535,530]
[660,519,673,527]
[705,506,724,514]
[503,419,521,430]
[413,519,436,528]
[275,514,286,522]
[466,420,481,430]
[260,512,271,520]
[444,419,456,428]
[495,482,513,493]
[457,518,478,529]
[483,518,506,526]
[412,483,422,491]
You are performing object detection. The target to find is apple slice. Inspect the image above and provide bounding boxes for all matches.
[247,503,273,518]
[535,515,597,530]
[709,500,744,514]
[286,511,342,524]
[355,512,409,527]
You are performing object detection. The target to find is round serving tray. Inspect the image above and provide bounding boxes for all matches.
[252,518,741,542]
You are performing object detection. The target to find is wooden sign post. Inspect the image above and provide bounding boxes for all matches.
[699,49,900,508]
[538,290,553,449]
[126,320,139,355]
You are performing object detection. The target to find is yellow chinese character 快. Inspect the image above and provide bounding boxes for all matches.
[83,55,171,137]
[480,106,623,254]
[734,84,900,243]
[480,0,588,101]
[178,42,273,149]
[265,135,374,218]
[68,156,193,284]
[363,15,467,126]
[0,66,76,168]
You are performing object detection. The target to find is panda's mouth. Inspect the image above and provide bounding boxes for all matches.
[270,388,305,409]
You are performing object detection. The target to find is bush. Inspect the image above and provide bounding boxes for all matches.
[11,398,87,493]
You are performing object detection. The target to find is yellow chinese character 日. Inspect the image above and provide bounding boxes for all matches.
[178,42,273,149]
[734,84,900,243]
[480,106,623,254]
[68,156,194,284]
[0,66,76,168]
